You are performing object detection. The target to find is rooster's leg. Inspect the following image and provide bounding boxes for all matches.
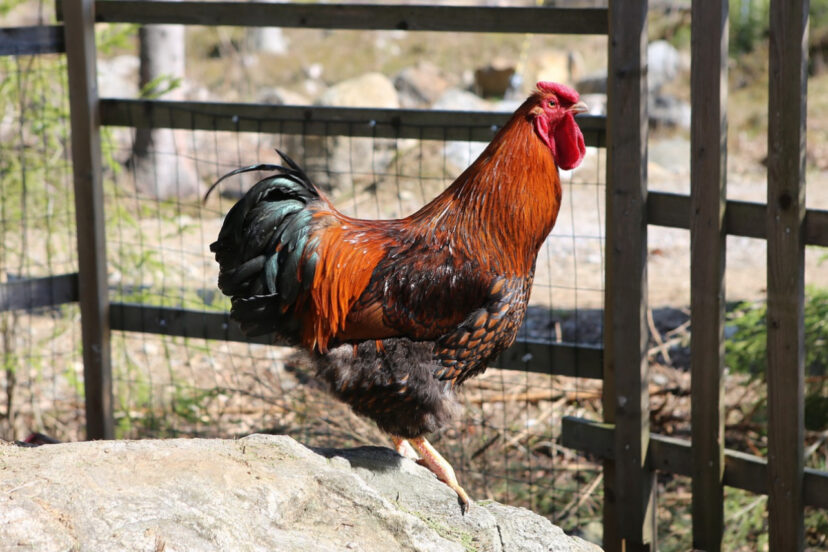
[408,436,470,514]
[391,436,420,461]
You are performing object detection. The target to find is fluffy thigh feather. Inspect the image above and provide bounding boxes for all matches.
[315,339,460,438]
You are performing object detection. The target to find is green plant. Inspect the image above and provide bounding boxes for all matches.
[139,74,182,100]
[730,0,770,55]
[724,489,769,551]
[726,285,828,431]
[729,0,828,54]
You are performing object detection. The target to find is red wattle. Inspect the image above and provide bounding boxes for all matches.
[553,112,586,170]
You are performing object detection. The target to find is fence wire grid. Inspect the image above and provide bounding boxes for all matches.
[0,51,84,443]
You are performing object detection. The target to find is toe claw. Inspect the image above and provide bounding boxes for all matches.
[408,436,471,515]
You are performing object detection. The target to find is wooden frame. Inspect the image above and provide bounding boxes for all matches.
[65,1,607,35]
[766,0,809,549]
[99,99,607,147]
[0,274,78,312]
[648,192,828,246]
[603,1,655,549]
[0,25,65,55]
[689,0,728,549]
[64,0,114,440]
[561,417,828,510]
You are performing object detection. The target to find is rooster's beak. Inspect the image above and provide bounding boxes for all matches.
[569,101,588,115]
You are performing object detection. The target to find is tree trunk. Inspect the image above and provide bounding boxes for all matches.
[130,17,199,199]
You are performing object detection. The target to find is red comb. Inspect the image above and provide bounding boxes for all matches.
[536,82,579,104]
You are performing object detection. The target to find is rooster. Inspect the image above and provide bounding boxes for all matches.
[208,81,586,513]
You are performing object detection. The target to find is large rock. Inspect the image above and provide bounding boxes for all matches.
[647,40,684,92]
[529,49,581,90]
[318,72,400,109]
[433,89,493,171]
[394,61,452,108]
[0,435,602,552]
[302,73,401,191]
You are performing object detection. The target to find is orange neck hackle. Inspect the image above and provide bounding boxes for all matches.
[410,95,563,276]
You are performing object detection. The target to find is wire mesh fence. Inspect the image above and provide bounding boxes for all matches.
[0,50,85,442]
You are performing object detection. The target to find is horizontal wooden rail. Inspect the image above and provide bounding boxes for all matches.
[496,339,602,379]
[648,191,828,247]
[109,303,603,378]
[110,303,269,344]
[0,273,78,312]
[99,98,607,147]
[561,416,828,509]
[58,1,607,35]
[0,25,65,56]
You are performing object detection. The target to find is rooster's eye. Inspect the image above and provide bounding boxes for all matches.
[548,100,556,107]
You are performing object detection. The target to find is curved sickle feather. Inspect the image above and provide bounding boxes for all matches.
[203,149,310,203]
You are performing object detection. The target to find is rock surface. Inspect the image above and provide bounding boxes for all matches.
[0,435,602,552]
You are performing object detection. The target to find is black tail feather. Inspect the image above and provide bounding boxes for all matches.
[209,152,322,341]
[203,149,315,203]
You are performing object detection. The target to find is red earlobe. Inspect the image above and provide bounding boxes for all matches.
[533,115,553,152]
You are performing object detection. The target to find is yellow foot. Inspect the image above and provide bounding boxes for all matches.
[408,436,471,514]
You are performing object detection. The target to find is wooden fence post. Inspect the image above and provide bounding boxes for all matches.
[766,0,808,549]
[604,0,655,549]
[690,1,728,550]
[64,0,114,440]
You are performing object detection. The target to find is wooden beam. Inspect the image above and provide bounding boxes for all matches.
[0,25,65,56]
[98,98,606,148]
[72,1,608,35]
[109,304,271,344]
[495,339,602,379]
[64,0,114,441]
[108,303,603,378]
[0,274,79,312]
[766,0,808,549]
[646,192,828,247]
[689,0,728,549]
[560,417,828,510]
[604,0,654,549]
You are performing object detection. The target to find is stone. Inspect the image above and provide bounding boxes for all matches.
[530,49,581,89]
[647,40,684,92]
[318,72,400,109]
[259,86,310,106]
[473,57,516,98]
[0,436,603,552]
[574,73,607,95]
[649,94,691,129]
[302,73,401,192]
[249,27,289,55]
[432,89,494,172]
[394,61,452,108]
[432,88,492,112]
